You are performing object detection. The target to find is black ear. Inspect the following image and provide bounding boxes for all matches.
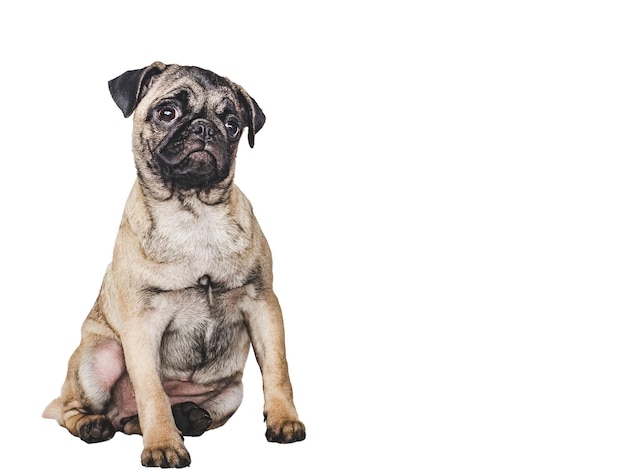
[108,62,167,118]
[236,87,266,148]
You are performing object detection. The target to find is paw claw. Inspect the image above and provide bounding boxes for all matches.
[78,415,115,443]
[265,419,306,443]
[172,401,212,436]
[141,444,190,468]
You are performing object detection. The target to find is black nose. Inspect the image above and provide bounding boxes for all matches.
[189,119,215,140]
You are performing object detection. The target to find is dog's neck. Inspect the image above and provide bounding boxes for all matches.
[136,171,236,208]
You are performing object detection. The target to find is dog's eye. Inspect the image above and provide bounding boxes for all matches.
[225,117,240,139]
[158,106,177,122]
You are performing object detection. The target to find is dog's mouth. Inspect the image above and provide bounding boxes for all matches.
[154,147,227,190]
[156,132,208,164]
[172,149,217,174]
[185,150,214,167]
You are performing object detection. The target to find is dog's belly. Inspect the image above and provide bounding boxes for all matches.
[109,373,243,430]
[107,285,250,428]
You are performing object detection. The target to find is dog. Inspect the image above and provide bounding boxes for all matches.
[43,62,305,468]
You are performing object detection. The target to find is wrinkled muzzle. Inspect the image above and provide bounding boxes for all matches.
[153,118,232,190]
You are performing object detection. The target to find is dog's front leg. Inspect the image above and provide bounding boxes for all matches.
[244,291,306,443]
[121,310,190,467]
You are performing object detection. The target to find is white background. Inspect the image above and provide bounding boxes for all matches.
[1,1,625,469]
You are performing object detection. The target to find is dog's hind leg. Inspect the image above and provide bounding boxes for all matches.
[194,380,244,430]
[44,333,125,444]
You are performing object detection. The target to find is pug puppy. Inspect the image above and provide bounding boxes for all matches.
[43,62,305,468]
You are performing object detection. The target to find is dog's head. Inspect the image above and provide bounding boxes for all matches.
[109,62,265,197]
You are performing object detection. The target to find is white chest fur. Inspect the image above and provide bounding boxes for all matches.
[120,183,260,292]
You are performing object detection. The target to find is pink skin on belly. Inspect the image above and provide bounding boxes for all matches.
[110,375,224,427]
[90,340,231,430]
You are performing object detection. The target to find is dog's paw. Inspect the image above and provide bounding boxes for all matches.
[77,415,115,443]
[141,441,191,468]
[172,401,212,436]
[265,418,306,443]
